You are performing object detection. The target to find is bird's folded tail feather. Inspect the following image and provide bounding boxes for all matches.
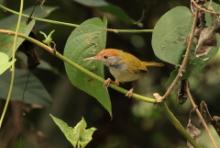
[142,61,164,67]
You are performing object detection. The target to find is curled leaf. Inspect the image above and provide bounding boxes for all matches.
[50,115,96,148]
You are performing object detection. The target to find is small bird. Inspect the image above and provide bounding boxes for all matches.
[85,48,163,97]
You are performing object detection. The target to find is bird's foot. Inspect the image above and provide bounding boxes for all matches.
[104,78,112,87]
[125,88,134,98]
[104,78,120,87]
[114,79,120,86]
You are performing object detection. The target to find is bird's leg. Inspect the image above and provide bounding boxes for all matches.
[125,88,134,98]
[104,78,120,87]
[114,79,120,86]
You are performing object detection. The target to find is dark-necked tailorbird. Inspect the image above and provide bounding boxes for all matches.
[85,48,163,97]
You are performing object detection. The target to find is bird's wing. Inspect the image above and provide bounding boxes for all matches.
[120,52,147,74]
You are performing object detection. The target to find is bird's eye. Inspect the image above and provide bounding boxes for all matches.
[103,56,108,59]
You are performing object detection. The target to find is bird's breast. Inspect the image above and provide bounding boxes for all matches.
[109,65,141,82]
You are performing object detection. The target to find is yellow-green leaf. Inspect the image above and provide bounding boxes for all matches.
[0,52,15,75]
[50,115,96,148]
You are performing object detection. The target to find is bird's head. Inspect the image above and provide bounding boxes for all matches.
[85,49,122,67]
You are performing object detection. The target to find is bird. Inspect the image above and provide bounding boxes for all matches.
[85,48,163,97]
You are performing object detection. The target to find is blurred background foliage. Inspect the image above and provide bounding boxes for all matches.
[0,0,220,148]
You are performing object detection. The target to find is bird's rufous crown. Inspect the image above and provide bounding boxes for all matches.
[96,48,120,57]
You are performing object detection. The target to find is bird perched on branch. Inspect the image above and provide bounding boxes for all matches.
[85,48,163,97]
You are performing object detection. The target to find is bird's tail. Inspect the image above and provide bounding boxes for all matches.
[142,61,164,67]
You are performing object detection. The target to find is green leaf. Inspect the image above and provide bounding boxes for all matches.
[198,125,220,148]
[0,20,35,57]
[28,6,57,18]
[0,52,15,75]
[50,115,96,148]
[64,18,112,116]
[0,69,52,107]
[0,6,56,57]
[73,0,138,25]
[152,6,193,65]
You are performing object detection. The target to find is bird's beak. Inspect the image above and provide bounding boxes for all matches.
[84,56,99,61]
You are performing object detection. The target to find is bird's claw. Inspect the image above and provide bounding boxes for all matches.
[104,78,111,87]
[104,78,120,87]
[126,88,134,98]
[114,79,120,86]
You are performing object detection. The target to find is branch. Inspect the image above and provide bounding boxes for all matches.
[0,4,153,34]
[154,9,198,102]
[163,102,201,148]
[0,0,24,128]
[186,82,218,148]
[0,29,156,104]
[0,29,200,147]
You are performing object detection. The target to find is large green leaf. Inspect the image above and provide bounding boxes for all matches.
[64,18,112,115]
[0,69,52,107]
[73,0,139,25]
[50,115,96,148]
[0,6,56,57]
[152,6,193,65]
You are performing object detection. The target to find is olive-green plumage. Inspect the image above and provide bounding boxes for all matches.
[114,49,163,73]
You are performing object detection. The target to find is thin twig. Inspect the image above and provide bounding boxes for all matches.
[0,4,153,34]
[0,0,24,128]
[154,9,199,102]
[186,82,218,148]
[191,0,220,15]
